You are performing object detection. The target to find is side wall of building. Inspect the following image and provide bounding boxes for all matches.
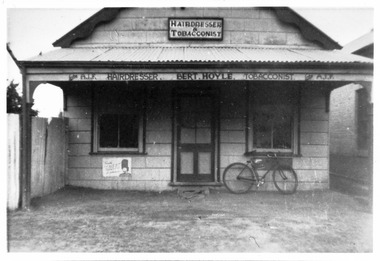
[329,83,362,156]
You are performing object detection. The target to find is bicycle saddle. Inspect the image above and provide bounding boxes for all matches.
[244,150,257,157]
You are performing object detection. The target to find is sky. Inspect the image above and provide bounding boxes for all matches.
[6,8,99,117]
[3,1,375,117]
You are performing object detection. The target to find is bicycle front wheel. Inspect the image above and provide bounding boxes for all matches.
[223,163,256,194]
[272,165,298,194]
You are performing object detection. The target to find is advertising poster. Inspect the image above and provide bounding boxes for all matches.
[102,158,132,177]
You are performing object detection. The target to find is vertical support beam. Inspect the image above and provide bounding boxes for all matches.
[215,85,221,183]
[20,68,32,210]
[368,101,373,207]
[170,86,178,183]
[142,85,147,154]
[359,81,373,205]
[244,83,250,153]
[325,88,331,113]
[296,84,302,156]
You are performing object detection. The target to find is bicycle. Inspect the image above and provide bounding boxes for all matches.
[223,151,298,194]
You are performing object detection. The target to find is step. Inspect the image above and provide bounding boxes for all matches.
[177,186,210,200]
[177,186,210,194]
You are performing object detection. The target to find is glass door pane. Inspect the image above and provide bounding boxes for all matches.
[180,152,194,175]
[198,152,211,175]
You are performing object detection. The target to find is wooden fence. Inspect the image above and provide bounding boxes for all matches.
[7,115,68,210]
[7,114,20,210]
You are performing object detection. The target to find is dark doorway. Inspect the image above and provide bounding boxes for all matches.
[176,90,216,182]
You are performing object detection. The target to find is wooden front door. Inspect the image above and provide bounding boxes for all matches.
[176,92,216,182]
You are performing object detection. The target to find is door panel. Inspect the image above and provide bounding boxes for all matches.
[177,93,215,182]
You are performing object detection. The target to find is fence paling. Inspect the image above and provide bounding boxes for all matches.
[43,118,66,195]
[7,114,20,210]
[31,117,47,198]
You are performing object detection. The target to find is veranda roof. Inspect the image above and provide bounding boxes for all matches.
[23,46,373,66]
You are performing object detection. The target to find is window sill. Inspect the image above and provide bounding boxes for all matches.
[90,151,147,156]
[169,182,223,187]
[244,151,302,158]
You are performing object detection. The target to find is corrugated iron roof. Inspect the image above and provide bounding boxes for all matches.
[25,47,373,64]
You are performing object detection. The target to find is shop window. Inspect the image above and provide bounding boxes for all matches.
[248,84,299,154]
[356,88,368,150]
[93,84,145,153]
[99,114,139,148]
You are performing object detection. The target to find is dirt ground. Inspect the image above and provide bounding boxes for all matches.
[7,186,373,253]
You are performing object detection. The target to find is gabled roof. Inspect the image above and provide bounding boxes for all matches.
[53,7,341,50]
[53,8,122,48]
[273,8,341,50]
[342,30,373,58]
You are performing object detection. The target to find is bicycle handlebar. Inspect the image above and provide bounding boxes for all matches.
[246,150,278,158]
[266,152,277,158]
[246,150,296,159]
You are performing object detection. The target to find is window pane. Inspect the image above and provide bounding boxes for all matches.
[96,84,144,151]
[253,86,295,150]
[99,114,119,147]
[119,114,139,148]
[198,152,211,174]
[196,128,211,144]
[273,120,292,149]
[254,111,292,149]
[255,124,272,148]
[181,128,196,144]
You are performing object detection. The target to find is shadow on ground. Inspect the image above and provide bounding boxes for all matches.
[7,186,373,252]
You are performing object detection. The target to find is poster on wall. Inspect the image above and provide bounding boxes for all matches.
[102,158,132,177]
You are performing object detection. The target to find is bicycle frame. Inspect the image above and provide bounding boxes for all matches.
[248,156,284,186]
[235,158,277,185]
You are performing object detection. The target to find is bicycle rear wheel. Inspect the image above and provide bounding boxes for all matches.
[272,165,298,194]
[223,163,256,194]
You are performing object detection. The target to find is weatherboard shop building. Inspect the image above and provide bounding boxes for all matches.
[18,7,372,205]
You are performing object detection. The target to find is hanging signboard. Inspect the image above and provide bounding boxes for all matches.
[168,18,223,40]
[102,157,132,177]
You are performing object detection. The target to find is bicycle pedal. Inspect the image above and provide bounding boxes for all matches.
[257,180,264,187]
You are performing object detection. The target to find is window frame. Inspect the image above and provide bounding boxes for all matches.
[246,83,300,155]
[92,84,146,154]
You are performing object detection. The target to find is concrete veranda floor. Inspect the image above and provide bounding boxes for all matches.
[7,186,373,253]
